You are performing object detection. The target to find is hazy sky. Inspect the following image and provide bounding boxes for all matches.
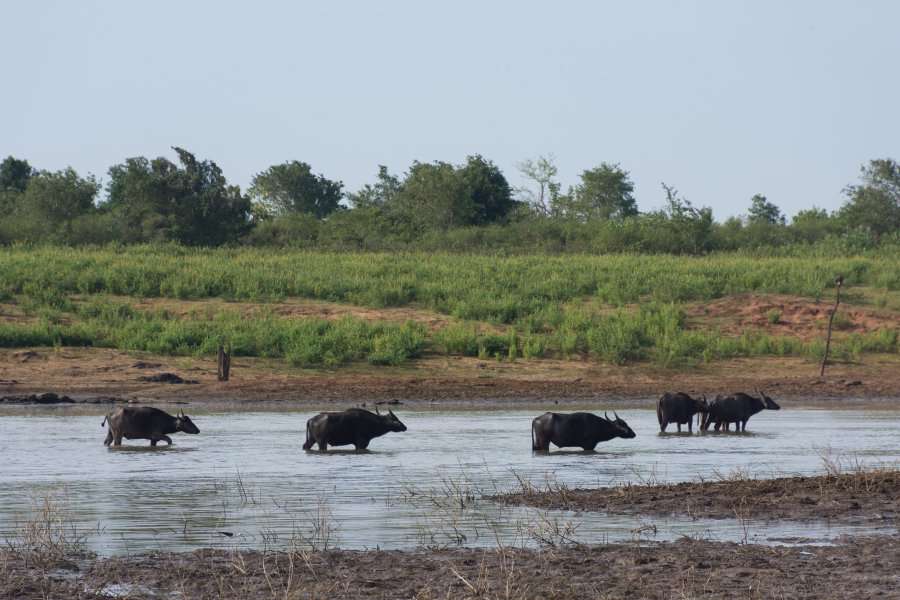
[2,1,898,221]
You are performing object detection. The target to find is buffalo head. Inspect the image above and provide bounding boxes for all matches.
[385,410,407,432]
[176,410,201,435]
[696,394,709,412]
[605,411,636,439]
[756,388,780,411]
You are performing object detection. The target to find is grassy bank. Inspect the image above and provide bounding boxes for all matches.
[0,245,897,367]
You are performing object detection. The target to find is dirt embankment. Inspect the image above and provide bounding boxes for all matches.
[2,348,900,408]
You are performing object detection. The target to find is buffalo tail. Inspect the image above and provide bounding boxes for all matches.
[302,420,312,450]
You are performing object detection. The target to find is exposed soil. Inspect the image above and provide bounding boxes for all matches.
[690,293,900,341]
[2,348,900,409]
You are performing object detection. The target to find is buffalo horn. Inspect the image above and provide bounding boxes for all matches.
[613,411,620,421]
[375,406,380,415]
[604,411,610,421]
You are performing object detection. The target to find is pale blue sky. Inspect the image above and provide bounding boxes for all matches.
[2,1,898,221]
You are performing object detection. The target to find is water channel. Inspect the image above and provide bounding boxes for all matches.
[0,401,897,555]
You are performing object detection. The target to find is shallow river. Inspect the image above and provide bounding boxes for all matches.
[1,402,898,555]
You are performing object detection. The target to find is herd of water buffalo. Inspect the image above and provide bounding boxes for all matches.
[100,389,780,452]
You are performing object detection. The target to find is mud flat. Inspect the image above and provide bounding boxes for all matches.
[491,468,900,526]
[3,470,898,599]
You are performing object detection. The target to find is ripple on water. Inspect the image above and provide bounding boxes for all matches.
[0,405,897,555]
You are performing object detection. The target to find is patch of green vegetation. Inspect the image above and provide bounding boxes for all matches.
[0,246,897,367]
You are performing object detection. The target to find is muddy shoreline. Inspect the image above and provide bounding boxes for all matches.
[491,470,900,526]
[2,349,900,409]
[5,503,899,599]
[3,536,897,600]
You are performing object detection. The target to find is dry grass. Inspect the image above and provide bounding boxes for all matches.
[490,461,900,527]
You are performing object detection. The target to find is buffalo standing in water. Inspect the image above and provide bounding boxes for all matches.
[701,389,780,431]
[656,392,708,433]
[102,406,200,446]
[532,411,636,451]
[303,408,407,451]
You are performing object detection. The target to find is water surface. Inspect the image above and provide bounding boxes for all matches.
[1,403,897,555]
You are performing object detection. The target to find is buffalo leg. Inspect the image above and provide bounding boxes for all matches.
[676,423,682,432]
[687,420,693,433]
[317,441,328,451]
[162,435,173,445]
[104,431,113,446]
[355,438,370,450]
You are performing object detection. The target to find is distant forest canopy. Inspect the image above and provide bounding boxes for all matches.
[1,150,898,254]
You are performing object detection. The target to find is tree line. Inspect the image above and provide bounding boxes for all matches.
[0,150,897,254]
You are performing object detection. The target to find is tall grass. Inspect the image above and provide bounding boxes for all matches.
[2,246,897,320]
[0,295,894,366]
[0,245,896,366]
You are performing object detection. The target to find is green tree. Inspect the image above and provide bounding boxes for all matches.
[747,194,785,225]
[22,167,100,237]
[839,158,900,243]
[1,156,35,217]
[105,148,251,245]
[514,155,560,217]
[458,154,515,224]
[393,161,472,232]
[167,148,252,246]
[106,156,173,241]
[0,156,34,192]
[659,183,714,254]
[567,163,638,222]
[249,161,343,220]
[788,207,837,244]
[346,165,401,212]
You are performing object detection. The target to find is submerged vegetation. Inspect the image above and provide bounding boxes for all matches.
[0,245,897,367]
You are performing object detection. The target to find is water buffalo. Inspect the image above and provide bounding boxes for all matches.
[656,392,708,433]
[302,408,407,451]
[701,389,780,431]
[102,406,200,446]
[532,411,636,451]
